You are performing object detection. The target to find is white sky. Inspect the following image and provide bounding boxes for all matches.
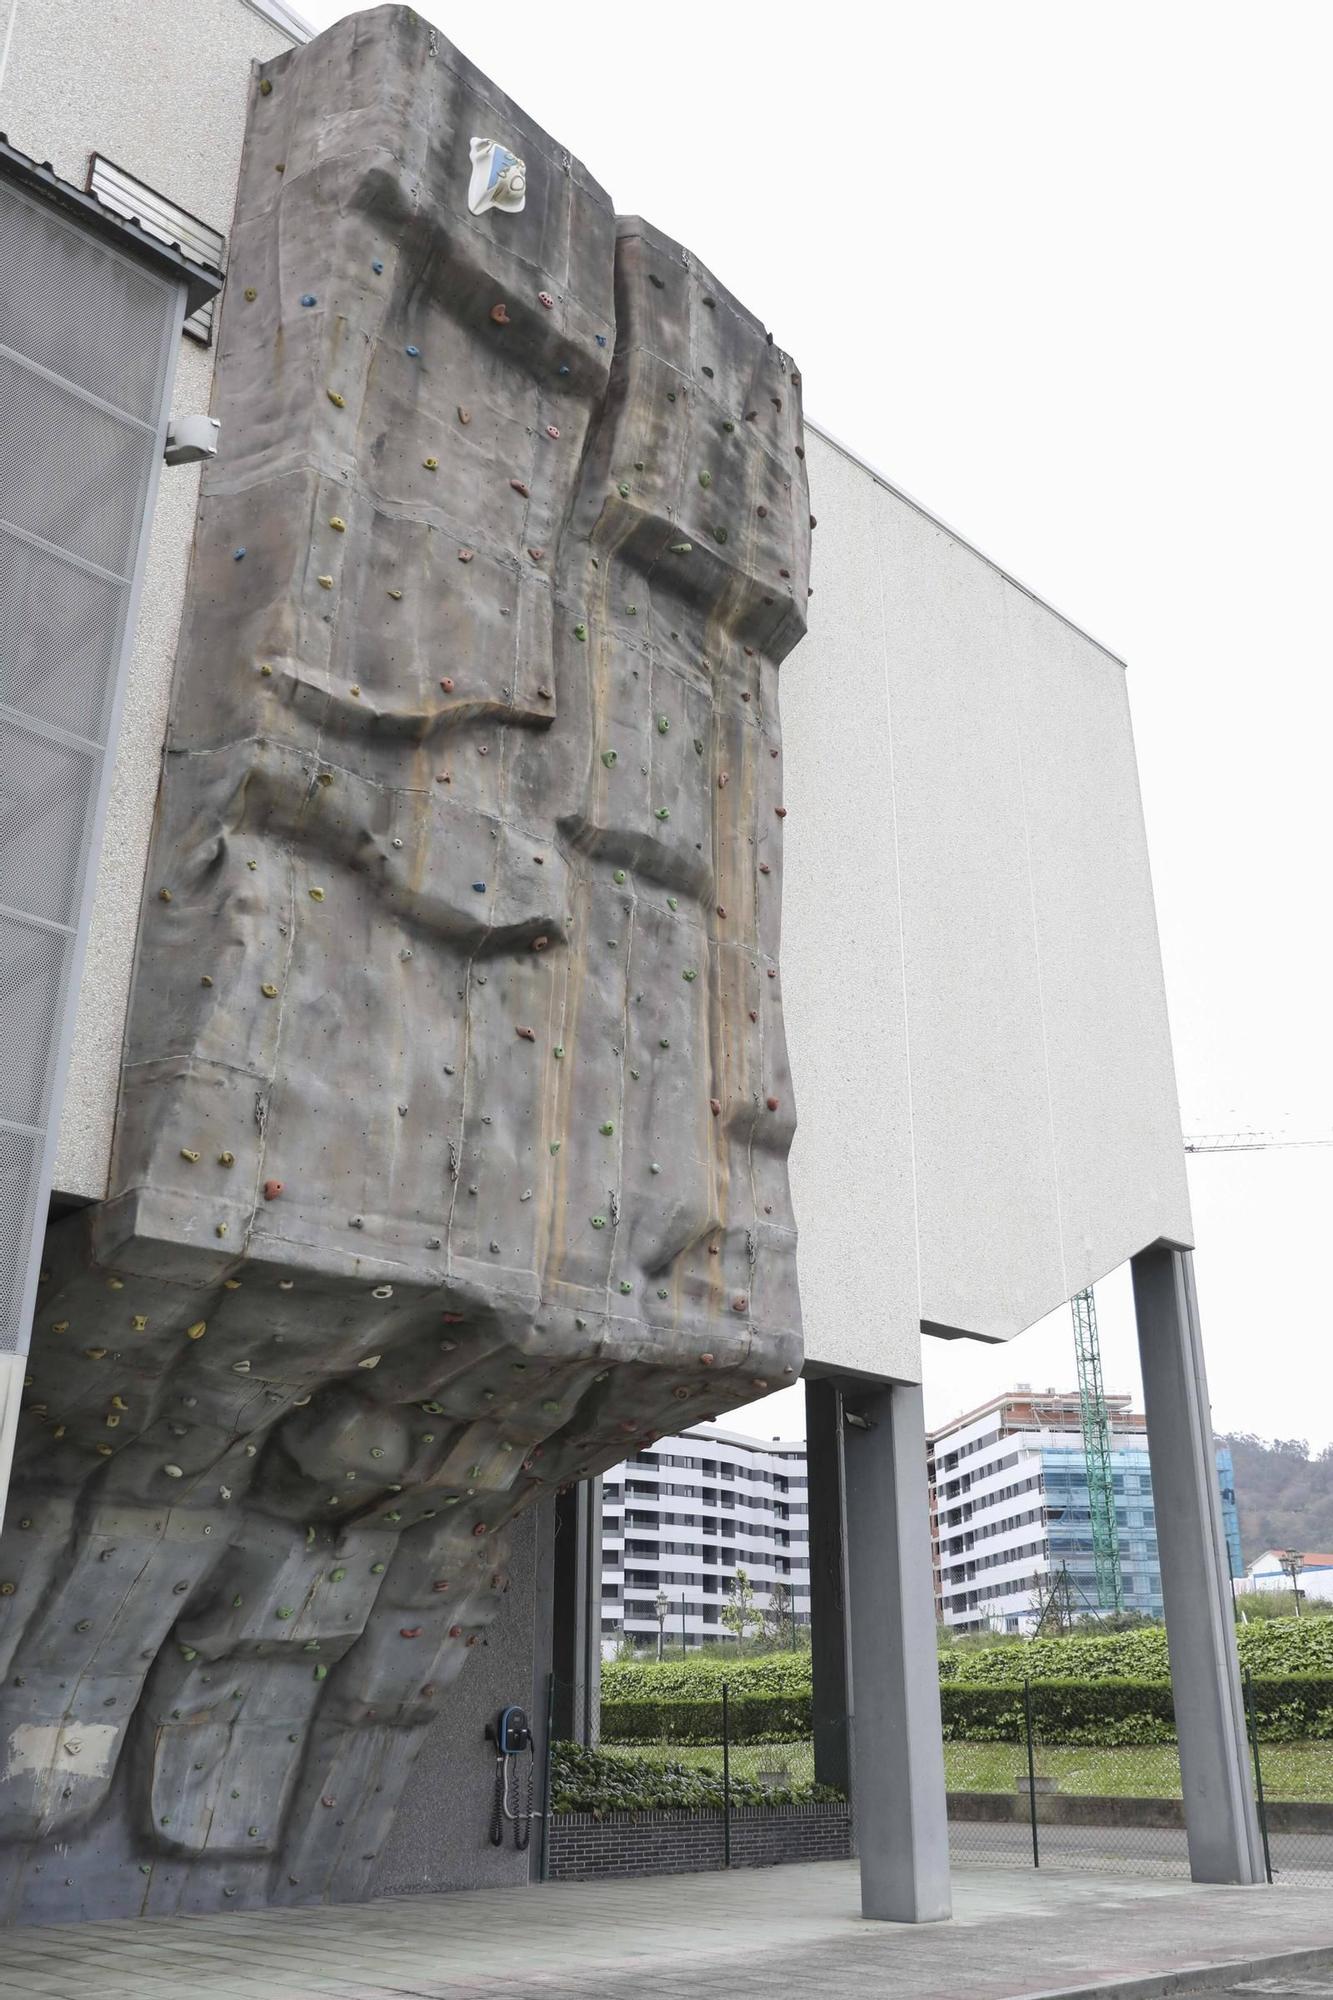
[301,0,1333,1448]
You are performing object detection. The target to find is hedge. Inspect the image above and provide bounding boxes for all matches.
[599,1673,1333,1747]
[550,1740,843,1813]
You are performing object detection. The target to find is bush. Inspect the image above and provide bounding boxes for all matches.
[601,1694,810,1745]
[549,1740,842,1813]
[940,1677,1177,1746]
[601,1651,811,1704]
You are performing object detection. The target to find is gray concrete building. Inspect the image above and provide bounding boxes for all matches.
[0,0,1260,1934]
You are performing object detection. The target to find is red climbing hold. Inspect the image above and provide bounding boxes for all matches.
[766,1095,780,1111]
[441,677,454,692]
[448,1624,462,1638]
[531,935,549,952]
[432,1579,450,1593]
[458,549,475,564]
[538,291,554,309]
[527,547,545,562]
[699,1353,715,1367]
[716,905,726,919]
[510,479,530,497]
[472,1522,487,1537]
[400,1628,422,1639]
[775,806,787,818]
[516,1025,536,1041]
[490,303,510,325]
[322,1797,336,1808]
[263,1180,283,1200]
[749,1009,758,1022]
[759,863,771,876]
[732,1295,748,1313]
[718,773,729,788]
[709,1097,721,1116]
[545,425,560,440]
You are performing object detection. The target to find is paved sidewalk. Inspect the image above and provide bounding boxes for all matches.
[1,1863,1330,2000]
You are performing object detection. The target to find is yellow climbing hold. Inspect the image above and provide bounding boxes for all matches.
[423,456,439,470]
[329,516,347,532]
[158,888,172,903]
[308,887,325,901]
[387,589,403,601]
[317,575,334,590]
[180,1148,200,1163]
[260,664,273,677]
[132,1316,148,1332]
[187,1322,207,1341]
[111,1396,128,1411]
[218,1151,235,1166]
[327,391,346,409]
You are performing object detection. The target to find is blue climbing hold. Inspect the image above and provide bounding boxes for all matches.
[372,259,384,275]
[300,294,317,307]
[233,548,246,561]
[595,334,607,348]
[406,344,420,358]
[472,882,486,894]
[558,364,571,376]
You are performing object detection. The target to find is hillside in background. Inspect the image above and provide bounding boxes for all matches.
[1221,1432,1333,1563]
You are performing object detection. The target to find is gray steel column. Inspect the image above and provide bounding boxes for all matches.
[550,1478,603,1745]
[842,1379,952,1922]
[805,1378,852,1796]
[1132,1245,1265,1884]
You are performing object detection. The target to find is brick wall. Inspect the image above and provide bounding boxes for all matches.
[548,1802,853,1881]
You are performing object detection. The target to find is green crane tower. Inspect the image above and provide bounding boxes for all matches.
[1070,1286,1124,1613]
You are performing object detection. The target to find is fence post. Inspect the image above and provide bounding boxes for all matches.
[722,1680,732,1870]
[1023,1677,1040,1869]
[1243,1672,1274,1885]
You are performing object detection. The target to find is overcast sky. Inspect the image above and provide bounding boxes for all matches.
[301,0,1333,1448]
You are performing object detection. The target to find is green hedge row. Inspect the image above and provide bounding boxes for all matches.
[600,1674,1333,1748]
[550,1741,843,1814]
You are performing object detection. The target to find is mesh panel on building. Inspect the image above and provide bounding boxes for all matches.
[0,173,182,1358]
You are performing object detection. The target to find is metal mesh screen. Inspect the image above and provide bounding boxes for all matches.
[0,172,181,1359]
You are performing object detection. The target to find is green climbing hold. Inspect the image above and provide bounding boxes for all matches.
[573,622,588,642]
[303,1640,320,1652]
[276,1607,294,1620]
[669,542,692,555]
[682,969,698,982]
[698,470,712,488]
[313,1665,328,1680]
[657,716,670,734]
[667,897,678,910]
[385,1510,402,1523]
[659,1037,670,1049]
[655,808,670,821]
[248,1826,260,1838]
[553,1044,565,1059]
[179,1646,197,1661]
[618,1281,632,1295]
[232,1595,243,1608]
[713,526,728,544]
[601,749,618,768]
[541,1399,561,1413]
[330,1568,346,1581]
[590,1216,606,1230]
[550,1141,561,1155]
[617,482,630,497]
[600,1121,615,1135]
[371,1562,386,1575]
[626,604,637,616]
[613,868,626,883]
[723,419,735,433]
[657,1287,668,1299]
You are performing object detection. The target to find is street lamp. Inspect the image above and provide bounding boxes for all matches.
[654,1589,669,1661]
[1279,1550,1306,1618]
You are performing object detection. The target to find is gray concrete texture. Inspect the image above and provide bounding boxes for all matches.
[0,5,809,1922]
[0,1862,1329,2000]
[785,432,1193,1369]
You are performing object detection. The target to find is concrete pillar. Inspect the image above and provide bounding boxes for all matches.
[550,1477,602,1745]
[842,1379,952,1922]
[805,1377,852,1796]
[1132,1245,1265,1885]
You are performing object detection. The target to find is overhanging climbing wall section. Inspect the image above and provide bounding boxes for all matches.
[0,4,810,1923]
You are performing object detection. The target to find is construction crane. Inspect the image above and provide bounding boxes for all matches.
[1069,1129,1331,1616]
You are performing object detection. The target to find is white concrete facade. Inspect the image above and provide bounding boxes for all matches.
[601,1428,810,1653]
[784,431,1192,1375]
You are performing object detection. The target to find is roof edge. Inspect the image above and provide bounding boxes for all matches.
[238,0,314,41]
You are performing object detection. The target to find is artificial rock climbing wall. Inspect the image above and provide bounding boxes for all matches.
[0,5,808,1923]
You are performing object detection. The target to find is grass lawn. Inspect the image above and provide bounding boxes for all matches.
[600,1738,1333,1803]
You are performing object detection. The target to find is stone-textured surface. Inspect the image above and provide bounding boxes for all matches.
[0,6,808,1922]
[786,429,1191,1369]
[0,0,300,1202]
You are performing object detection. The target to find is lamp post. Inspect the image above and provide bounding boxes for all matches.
[1279,1550,1306,1618]
[654,1588,669,1661]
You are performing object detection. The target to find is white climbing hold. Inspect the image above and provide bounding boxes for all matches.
[358,1354,382,1369]
[164,1465,184,1479]
[468,136,526,216]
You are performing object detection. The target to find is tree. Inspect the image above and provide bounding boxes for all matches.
[721,1567,759,1651]
[761,1580,795,1649]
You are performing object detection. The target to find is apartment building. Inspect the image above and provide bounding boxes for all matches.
[601,1428,811,1653]
[928,1387,1243,1633]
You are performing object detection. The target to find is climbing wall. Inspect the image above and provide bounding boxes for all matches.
[0,4,809,1922]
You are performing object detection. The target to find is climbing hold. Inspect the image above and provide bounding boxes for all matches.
[546,425,560,440]
[372,259,384,274]
[718,773,729,788]
[732,1296,748,1313]
[472,1523,487,1537]
[276,1607,294,1620]
[317,575,334,590]
[667,896,678,910]
[388,588,403,600]
[655,808,670,821]
[601,749,617,767]
[371,1284,393,1299]
[163,1465,184,1479]
[669,542,692,555]
[328,516,346,533]
[458,548,475,563]
[698,470,712,488]
[300,294,316,307]
[186,1322,207,1341]
[766,1095,780,1111]
[650,1162,661,1175]
[659,1037,670,1049]
[516,1025,536,1041]
[215,1223,228,1238]
[538,291,555,309]
[424,456,439,470]
[490,303,510,325]
[531,934,549,952]
[132,1314,148,1331]
[405,344,420,358]
[710,1098,722,1116]
[618,1281,632,1295]
[700,1352,715,1367]
[510,478,530,497]
[657,716,670,734]
[573,622,588,642]
[527,547,546,563]
[595,333,607,347]
[599,1121,614,1135]
[179,1148,200,1163]
[714,527,728,544]
[682,969,698,982]
[617,482,630,498]
[233,548,246,562]
[358,1354,382,1369]
[590,1216,606,1230]
[313,1665,328,1680]
[759,862,771,875]
[723,419,735,433]
[440,676,454,692]
[263,1180,283,1200]
[243,286,257,302]
[613,868,626,884]
[259,76,273,94]
[327,391,346,409]
[261,982,278,997]
[717,906,727,919]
